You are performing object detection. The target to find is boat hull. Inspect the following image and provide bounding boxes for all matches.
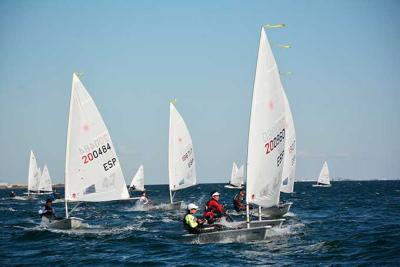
[224,184,244,189]
[162,201,183,210]
[312,184,331,187]
[257,202,292,218]
[43,217,83,230]
[239,218,285,228]
[182,226,272,244]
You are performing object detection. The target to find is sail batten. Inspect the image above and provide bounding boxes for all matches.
[64,73,129,203]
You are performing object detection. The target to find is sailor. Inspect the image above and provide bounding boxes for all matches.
[138,191,149,205]
[38,198,57,222]
[9,191,16,198]
[233,189,247,212]
[203,192,226,224]
[184,203,222,234]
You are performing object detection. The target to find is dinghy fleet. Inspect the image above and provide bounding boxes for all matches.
[14,25,333,243]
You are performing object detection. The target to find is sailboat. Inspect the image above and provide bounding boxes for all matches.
[224,162,245,189]
[183,26,288,243]
[25,151,41,195]
[38,164,53,194]
[243,24,291,225]
[44,73,130,229]
[129,165,145,191]
[312,161,331,187]
[167,102,196,210]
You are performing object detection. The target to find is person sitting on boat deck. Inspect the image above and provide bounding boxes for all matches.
[203,192,227,224]
[233,190,253,212]
[138,191,150,205]
[38,198,57,221]
[184,203,222,234]
[129,185,136,191]
[233,189,247,212]
[9,191,16,198]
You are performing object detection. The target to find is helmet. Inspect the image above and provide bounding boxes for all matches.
[187,203,199,210]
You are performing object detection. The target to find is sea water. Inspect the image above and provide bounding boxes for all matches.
[0,181,399,266]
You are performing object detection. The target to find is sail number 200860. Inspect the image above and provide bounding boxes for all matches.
[82,143,112,164]
[265,129,285,155]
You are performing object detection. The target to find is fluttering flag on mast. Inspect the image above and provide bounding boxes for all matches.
[263,23,286,29]
[275,44,291,49]
[279,71,292,76]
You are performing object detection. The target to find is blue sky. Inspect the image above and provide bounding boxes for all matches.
[0,0,399,184]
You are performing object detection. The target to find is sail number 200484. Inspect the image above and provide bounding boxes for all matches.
[82,143,112,164]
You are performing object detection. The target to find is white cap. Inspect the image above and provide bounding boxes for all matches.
[212,192,220,197]
[187,203,199,210]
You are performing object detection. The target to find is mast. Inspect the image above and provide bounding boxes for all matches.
[169,189,173,204]
[64,73,76,219]
[245,26,263,227]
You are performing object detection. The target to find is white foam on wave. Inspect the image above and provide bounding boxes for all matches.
[13,196,31,201]
[284,211,297,217]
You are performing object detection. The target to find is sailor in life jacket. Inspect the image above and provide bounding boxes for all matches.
[233,189,247,212]
[203,192,226,224]
[183,203,207,234]
[38,198,57,221]
[138,191,150,205]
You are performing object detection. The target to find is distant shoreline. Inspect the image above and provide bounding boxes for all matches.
[0,179,398,189]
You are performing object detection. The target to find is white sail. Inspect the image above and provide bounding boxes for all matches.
[229,162,239,185]
[129,165,145,191]
[237,164,245,184]
[168,103,196,193]
[39,164,53,192]
[64,73,130,202]
[28,150,40,192]
[246,27,286,208]
[230,162,244,187]
[317,161,330,185]
[280,90,296,193]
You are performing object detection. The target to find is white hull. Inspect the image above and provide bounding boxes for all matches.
[232,203,291,219]
[224,184,244,189]
[163,201,183,210]
[239,218,285,228]
[312,184,331,187]
[42,217,83,230]
[23,192,52,196]
[259,202,292,218]
[182,225,272,244]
